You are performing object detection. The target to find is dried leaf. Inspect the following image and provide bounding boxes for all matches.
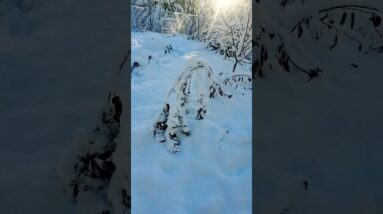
[298,25,303,38]
[371,15,381,27]
[351,12,355,29]
[340,12,347,25]
[330,35,338,50]
[376,16,382,27]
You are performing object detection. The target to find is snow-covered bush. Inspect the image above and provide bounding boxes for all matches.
[59,93,123,213]
[253,1,383,80]
[222,73,253,90]
[59,54,130,214]
[152,59,232,152]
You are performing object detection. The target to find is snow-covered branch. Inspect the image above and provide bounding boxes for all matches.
[152,59,232,152]
[253,1,383,80]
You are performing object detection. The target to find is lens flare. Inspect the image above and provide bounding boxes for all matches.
[207,0,239,38]
[213,0,238,11]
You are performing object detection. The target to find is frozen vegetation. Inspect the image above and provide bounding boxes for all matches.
[131,31,252,213]
[2,0,382,213]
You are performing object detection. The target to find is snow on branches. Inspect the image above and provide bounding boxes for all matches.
[59,93,123,213]
[253,1,383,80]
[59,52,131,213]
[222,74,253,90]
[290,5,383,53]
[152,59,232,153]
[203,0,252,73]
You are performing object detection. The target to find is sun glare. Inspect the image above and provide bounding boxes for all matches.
[213,0,238,12]
[207,0,239,37]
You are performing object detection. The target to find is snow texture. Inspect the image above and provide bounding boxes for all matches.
[254,1,383,214]
[0,0,130,213]
[132,31,252,214]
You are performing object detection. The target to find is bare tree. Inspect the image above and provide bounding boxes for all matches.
[205,0,252,73]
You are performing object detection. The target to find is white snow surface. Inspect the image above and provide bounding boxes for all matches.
[131,31,252,214]
[0,0,130,213]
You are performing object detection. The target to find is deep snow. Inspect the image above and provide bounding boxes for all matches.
[0,0,130,213]
[254,28,383,214]
[131,31,252,214]
[3,0,382,213]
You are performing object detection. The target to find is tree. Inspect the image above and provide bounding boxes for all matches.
[200,0,252,73]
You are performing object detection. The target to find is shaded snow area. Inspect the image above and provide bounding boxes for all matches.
[131,32,252,214]
[254,33,383,213]
[0,0,129,213]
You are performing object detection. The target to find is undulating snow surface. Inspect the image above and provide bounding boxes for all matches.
[0,0,130,213]
[254,33,383,214]
[131,31,252,214]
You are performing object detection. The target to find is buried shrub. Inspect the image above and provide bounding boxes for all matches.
[152,59,232,153]
[59,54,130,214]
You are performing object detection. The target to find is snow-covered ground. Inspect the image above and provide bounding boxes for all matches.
[0,0,129,213]
[5,0,382,213]
[254,34,383,213]
[131,31,252,214]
